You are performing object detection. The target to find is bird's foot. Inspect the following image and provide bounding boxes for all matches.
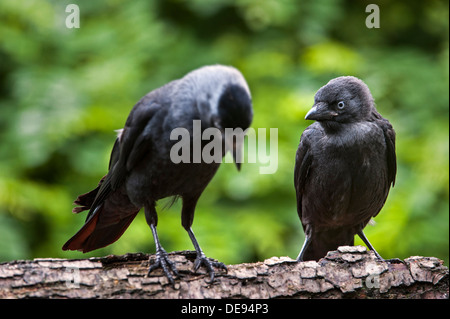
[386,258,405,264]
[193,253,227,283]
[147,248,179,285]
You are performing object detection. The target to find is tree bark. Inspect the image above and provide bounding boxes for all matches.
[0,246,448,299]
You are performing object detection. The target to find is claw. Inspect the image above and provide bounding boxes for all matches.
[193,253,227,283]
[386,258,405,264]
[147,248,179,286]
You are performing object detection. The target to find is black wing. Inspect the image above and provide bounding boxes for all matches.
[110,98,162,189]
[294,125,319,223]
[371,111,396,187]
[84,97,162,222]
[382,121,396,187]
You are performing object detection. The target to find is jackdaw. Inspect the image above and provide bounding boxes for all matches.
[63,65,253,283]
[294,76,396,261]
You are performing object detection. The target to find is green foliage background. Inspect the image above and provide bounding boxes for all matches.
[0,0,448,266]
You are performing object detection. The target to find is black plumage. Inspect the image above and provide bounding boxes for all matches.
[63,65,253,283]
[294,76,396,262]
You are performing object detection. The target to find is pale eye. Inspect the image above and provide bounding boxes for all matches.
[337,101,345,109]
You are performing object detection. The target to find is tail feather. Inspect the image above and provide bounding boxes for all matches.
[72,176,106,214]
[64,179,140,253]
[62,206,101,252]
[301,228,355,262]
[72,188,99,213]
[63,203,139,252]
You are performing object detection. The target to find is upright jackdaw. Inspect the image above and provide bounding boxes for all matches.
[63,65,253,283]
[294,76,396,261]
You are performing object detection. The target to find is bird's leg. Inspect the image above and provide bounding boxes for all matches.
[187,227,227,283]
[296,225,313,262]
[145,204,178,285]
[181,195,226,282]
[296,234,311,261]
[357,230,404,264]
[357,230,384,260]
[147,224,179,284]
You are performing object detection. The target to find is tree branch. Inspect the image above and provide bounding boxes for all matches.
[0,246,447,299]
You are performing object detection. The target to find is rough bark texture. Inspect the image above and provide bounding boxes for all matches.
[0,246,448,299]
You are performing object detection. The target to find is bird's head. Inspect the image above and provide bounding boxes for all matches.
[215,82,253,170]
[214,83,253,132]
[187,65,253,170]
[305,76,374,126]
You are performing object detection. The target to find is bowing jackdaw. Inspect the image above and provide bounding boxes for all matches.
[63,65,253,283]
[294,76,396,262]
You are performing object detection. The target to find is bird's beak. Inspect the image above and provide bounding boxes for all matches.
[305,102,338,121]
[225,134,243,171]
[234,148,242,171]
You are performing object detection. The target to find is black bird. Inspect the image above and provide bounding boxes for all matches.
[294,76,396,262]
[63,65,253,283]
